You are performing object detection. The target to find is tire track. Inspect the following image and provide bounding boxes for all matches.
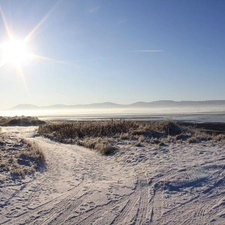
[42,194,90,225]
[68,190,136,225]
[34,174,88,225]
[6,176,87,225]
[110,196,140,224]
[68,199,119,225]
[134,174,150,225]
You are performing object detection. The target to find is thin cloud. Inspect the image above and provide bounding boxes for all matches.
[88,5,100,13]
[130,50,163,53]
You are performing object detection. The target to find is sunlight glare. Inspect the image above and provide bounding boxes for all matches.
[1,40,29,65]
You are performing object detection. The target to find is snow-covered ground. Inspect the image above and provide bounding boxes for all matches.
[1,126,225,224]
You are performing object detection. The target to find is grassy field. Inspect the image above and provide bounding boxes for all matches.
[38,120,225,155]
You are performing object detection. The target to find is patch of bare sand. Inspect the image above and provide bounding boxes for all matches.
[1,126,225,224]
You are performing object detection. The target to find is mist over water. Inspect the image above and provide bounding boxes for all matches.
[1,107,225,123]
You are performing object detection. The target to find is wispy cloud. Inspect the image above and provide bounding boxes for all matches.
[88,5,100,13]
[130,50,163,53]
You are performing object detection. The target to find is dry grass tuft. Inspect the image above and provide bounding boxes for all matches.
[120,133,130,140]
[0,137,45,178]
[213,134,225,143]
[95,143,116,155]
[19,140,45,166]
[80,137,116,155]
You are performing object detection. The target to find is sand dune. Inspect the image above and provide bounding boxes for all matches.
[1,126,225,224]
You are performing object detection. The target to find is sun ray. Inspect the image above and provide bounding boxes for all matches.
[31,53,78,66]
[24,0,62,44]
[0,55,7,68]
[16,63,30,98]
[0,5,13,40]
[32,53,108,64]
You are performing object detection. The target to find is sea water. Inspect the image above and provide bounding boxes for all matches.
[40,112,225,123]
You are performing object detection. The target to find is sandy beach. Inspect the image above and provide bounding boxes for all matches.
[1,124,225,224]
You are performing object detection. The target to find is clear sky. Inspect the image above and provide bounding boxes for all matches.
[0,0,225,109]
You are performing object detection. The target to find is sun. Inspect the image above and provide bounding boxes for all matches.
[0,39,30,65]
[0,2,69,69]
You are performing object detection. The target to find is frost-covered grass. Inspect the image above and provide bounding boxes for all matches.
[38,120,225,155]
[0,135,45,178]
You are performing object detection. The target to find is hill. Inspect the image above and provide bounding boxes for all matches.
[8,100,225,111]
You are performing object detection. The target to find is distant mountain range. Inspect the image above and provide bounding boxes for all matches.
[7,100,225,111]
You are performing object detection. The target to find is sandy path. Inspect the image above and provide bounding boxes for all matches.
[1,126,225,224]
[0,127,136,225]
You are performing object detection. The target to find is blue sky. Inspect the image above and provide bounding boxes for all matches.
[0,0,225,109]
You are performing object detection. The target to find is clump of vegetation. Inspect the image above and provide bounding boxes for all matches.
[38,120,184,154]
[38,120,225,155]
[0,137,45,178]
[0,116,46,126]
[38,120,185,139]
[38,120,139,155]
